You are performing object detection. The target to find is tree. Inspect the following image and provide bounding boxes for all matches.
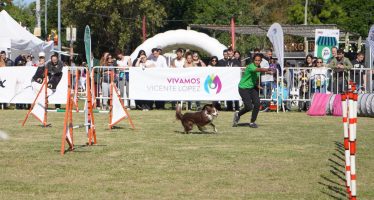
[1,0,35,31]
[177,0,290,56]
[287,0,349,25]
[287,0,374,47]
[339,0,374,37]
[62,0,167,58]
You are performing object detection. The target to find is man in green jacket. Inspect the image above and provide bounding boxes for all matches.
[328,49,352,93]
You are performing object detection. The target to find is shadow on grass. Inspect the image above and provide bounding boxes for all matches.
[56,144,108,154]
[110,126,125,130]
[319,141,347,200]
[106,126,136,131]
[174,131,217,135]
[236,123,250,127]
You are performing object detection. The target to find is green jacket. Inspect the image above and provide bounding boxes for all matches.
[328,57,352,71]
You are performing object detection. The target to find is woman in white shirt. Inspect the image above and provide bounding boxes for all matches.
[171,48,185,68]
[310,58,328,93]
[117,51,132,107]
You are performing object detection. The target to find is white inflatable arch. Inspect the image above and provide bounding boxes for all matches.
[130,29,227,62]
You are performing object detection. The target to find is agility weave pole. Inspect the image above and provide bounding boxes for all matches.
[108,71,135,129]
[61,69,74,155]
[22,68,49,127]
[85,69,97,145]
[341,82,358,200]
[73,68,80,112]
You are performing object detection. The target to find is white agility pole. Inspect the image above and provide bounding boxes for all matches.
[343,82,358,200]
[350,87,358,200]
[342,92,351,197]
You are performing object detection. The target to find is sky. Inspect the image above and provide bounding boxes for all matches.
[13,0,35,6]
[24,0,35,3]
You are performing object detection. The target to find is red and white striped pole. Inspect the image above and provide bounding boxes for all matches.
[343,82,358,200]
[342,92,351,197]
[350,84,358,200]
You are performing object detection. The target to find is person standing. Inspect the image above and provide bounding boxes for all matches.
[327,47,338,64]
[183,52,200,110]
[101,54,115,110]
[310,58,328,93]
[170,48,185,109]
[0,55,5,67]
[116,50,132,107]
[232,54,273,128]
[0,51,14,66]
[217,49,229,67]
[148,47,167,109]
[350,52,366,91]
[226,48,241,111]
[192,52,206,67]
[328,49,352,93]
[171,48,185,68]
[25,55,34,66]
[207,56,219,67]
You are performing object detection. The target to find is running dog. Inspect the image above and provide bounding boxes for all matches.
[176,104,218,133]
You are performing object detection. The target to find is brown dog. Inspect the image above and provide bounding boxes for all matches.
[176,104,218,133]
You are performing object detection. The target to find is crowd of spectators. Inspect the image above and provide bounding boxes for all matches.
[0,51,64,110]
[289,47,372,111]
[92,46,282,112]
[1,46,373,112]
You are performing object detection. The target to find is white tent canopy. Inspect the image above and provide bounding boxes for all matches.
[130,29,227,62]
[0,10,53,59]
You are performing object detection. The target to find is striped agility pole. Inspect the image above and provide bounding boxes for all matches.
[350,89,358,200]
[342,82,358,200]
[342,92,351,197]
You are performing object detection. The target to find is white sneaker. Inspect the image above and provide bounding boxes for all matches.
[232,111,239,127]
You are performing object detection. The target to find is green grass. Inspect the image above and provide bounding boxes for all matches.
[1,109,374,199]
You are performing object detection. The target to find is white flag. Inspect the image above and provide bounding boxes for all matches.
[267,23,284,72]
[65,126,73,144]
[110,84,128,126]
[31,85,46,124]
[367,25,374,57]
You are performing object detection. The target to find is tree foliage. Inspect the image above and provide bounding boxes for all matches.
[339,0,374,37]
[4,0,373,59]
[62,0,167,57]
[1,0,35,31]
[287,0,374,37]
[179,0,290,55]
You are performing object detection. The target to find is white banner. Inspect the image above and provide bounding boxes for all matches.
[0,67,68,103]
[129,67,241,100]
[367,25,374,58]
[267,23,284,72]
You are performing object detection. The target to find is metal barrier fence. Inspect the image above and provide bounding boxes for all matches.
[91,66,129,110]
[69,66,88,99]
[90,66,281,111]
[2,65,371,111]
[89,66,373,111]
[276,67,373,111]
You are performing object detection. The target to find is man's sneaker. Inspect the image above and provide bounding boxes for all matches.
[232,112,239,127]
[249,122,258,128]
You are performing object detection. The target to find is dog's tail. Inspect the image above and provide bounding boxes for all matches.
[176,103,183,120]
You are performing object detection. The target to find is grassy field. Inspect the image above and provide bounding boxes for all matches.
[0,109,374,199]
